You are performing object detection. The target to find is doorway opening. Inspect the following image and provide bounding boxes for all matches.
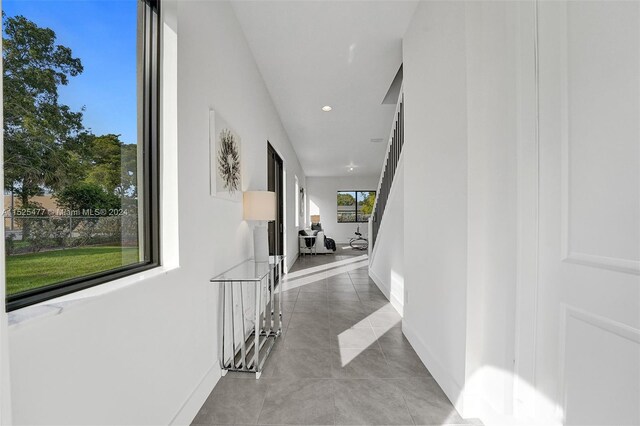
[267,142,284,282]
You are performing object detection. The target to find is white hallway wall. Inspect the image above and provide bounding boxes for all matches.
[6,2,305,425]
[462,1,519,421]
[403,0,470,412]
[402,2,530,422]
[306,175,379,244]
[403,2,639,426]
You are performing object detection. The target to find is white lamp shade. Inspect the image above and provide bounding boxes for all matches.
[243,191,276,221]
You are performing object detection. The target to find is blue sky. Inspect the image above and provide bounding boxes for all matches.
[3,0,138,144]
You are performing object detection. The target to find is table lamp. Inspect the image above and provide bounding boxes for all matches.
[310,215,321,225]
[243,191,276,262]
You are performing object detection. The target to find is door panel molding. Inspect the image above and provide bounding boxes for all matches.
[558,304,640,423]
[515,1,639,424]
[558,0,640,275]
[535,1,640,424]
[562,252,640,275]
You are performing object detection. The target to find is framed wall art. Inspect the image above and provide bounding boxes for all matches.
[209,110,242,202]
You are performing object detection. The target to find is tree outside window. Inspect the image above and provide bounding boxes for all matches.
[3,0,160,310]
[337,191,376,223]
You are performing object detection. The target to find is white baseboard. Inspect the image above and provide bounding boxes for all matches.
[286,252,299,272]
[170,364,221,426]
[368,268,403,316]
[403,321,559,426]
[402,321,465,415]
[389,292,403,316]
[368,268,389,295]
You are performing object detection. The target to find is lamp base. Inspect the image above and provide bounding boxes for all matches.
[253,225,269,262]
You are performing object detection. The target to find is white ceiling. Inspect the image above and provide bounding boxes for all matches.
[232,1,418,177]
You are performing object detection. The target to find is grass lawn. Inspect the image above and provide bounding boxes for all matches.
[6,246,139,295]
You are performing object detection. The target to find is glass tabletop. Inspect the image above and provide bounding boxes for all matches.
[210,255,285,282]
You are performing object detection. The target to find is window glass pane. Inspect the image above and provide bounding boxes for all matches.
[357,191,376,222]
[337,191,356,222]
[3,0,147,297]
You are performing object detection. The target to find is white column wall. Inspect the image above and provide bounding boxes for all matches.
[462,2,520,421]
[403,1,527,423]
[402,1,470,410]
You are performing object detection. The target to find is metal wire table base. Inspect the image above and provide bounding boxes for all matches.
[214,257,284,379]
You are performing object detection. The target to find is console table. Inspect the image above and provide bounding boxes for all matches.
[299,234,317,255]
[210,255,284,379]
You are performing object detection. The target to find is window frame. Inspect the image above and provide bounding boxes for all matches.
[337,190,376,224]
[6,0,162,312]
[294,176,299,227]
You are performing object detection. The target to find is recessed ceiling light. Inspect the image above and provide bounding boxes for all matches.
[349,167,354,171]
[322,105,332,112]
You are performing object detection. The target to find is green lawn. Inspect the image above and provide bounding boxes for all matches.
[6,246,139,295]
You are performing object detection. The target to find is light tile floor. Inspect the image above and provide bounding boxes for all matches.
[192,248,481,426]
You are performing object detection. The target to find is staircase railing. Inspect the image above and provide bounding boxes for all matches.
[371,90,404,251]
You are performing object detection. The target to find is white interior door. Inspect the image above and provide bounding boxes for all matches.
[535,1,640,424]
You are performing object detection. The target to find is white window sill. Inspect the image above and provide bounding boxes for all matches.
[8,265,179,328]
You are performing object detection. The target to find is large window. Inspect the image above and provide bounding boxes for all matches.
[337,191,376,223]
[3,0,160,310]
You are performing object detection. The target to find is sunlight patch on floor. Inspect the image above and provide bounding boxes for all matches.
[282,259,369,291]
[286,254,368,279]
[338,305,401,367]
